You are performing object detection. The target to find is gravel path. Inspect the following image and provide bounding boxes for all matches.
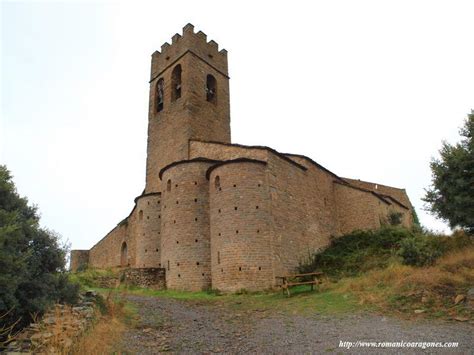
[119,295,473,354]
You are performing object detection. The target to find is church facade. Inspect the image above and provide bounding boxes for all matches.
[70,24,414,292]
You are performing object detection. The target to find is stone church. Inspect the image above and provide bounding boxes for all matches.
[71,24,414,292]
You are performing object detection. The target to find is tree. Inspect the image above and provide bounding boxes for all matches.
[423,111,474,233]
[0,165,79,339]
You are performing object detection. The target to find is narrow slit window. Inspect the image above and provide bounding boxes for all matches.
[206,74,217,103]
[120,242,128,266]
[171,64,182,102]
[214,175,220,190]
[156,78,164,112]
[167,179,171,192]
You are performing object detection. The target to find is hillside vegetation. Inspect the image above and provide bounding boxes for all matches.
[299,227,473,319]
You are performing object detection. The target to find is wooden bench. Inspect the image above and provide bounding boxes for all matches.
[276,272,323,297]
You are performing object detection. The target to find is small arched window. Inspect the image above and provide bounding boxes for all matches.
[206,74,217,104]
[139,210,143,221]
[167,179,171,192]
[171,65,182,102]
[214,175,220,190]
[120,241,128,266]
[156,78,164,112]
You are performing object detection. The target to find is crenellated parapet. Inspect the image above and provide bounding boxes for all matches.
[150,23,228,82]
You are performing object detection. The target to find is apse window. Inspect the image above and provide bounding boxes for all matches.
[171,64,182,102]
[167,179,171,192]
[214,175,220,190]
[206,74,217,103]
[156,78,164,112]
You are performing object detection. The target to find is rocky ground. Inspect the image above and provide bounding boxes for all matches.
[117,294,473,354]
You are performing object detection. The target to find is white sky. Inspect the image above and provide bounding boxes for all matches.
[1,0,473,250]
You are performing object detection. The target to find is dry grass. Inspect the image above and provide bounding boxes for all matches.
[24,291,128,354]
[333,246,474,318]
[71,291,128,354]
[71,315,125,354]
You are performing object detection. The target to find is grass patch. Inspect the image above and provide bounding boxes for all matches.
[85,283,363,316]
[226,287,365,315]
[69,268,121,289]
[332,246,474,319]
[120,286,218,301]
[71,290,134,354]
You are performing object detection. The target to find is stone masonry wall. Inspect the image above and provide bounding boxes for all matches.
[160,160,215,291]
[209,160,274,292]
[343,178,412,209]
[89,206,137,268]
[134,193,162,268]
[70,250,90,272]
[266,153,339,277]
[334,182,412,234]
[189,140,268,162]
[89,224,128,268]
[334,183,386,234]
[123,268,166,290]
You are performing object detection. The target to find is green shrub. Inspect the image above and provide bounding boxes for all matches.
[70,268,120,289]
[299,226,474,279]
[298,227,414,278]
[397,236,443,266]
[55,273,81,305]
[387,212,403,226]
[0,165,79,339]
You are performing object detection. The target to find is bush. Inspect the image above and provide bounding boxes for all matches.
[298,227,414,278]
[0,165,79,339]
[387,212,403,226]
[397,236,443,266]
[300,226,473,278]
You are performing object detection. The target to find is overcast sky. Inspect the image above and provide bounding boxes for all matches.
[2,0,473,250]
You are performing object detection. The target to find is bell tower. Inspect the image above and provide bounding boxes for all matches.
[145,24,231,193]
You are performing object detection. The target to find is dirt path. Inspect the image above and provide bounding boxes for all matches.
[118,295,473,354]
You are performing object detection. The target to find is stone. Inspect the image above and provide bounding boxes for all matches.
[414,309,425,314]
[85,290,97,298]
[454,294,466,305]
[43,317,56,325]
[41,332,53,339]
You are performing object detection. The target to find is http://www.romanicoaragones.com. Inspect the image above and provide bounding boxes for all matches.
[339,340,459,350]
